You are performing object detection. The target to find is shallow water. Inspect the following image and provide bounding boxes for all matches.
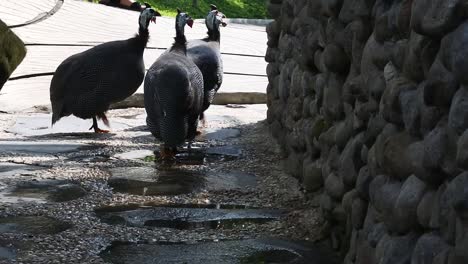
[95,204,284,230]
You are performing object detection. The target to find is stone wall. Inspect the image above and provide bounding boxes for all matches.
[266,0,468,263]
[0,19,26,90]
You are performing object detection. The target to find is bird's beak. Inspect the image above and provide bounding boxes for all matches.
[220,14,227,27]
[151,16,157,23]
[187,18,194,28]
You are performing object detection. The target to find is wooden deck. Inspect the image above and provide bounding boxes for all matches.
[0,0,268,112]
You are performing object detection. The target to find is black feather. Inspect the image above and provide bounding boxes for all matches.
[187,8,224,115]
[50,9,157,127]
[144,11,204,148]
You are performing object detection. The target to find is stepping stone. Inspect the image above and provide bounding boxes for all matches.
[202,128,241,141]
[99,238,334,264]
[114,150,154,161]
[108,167,256,196]
[95,204,284,230]
[0,179,86,203]
[67,153,110,163]
[0,141,87,154]
[0,216,71,235]
[0,246,15,261]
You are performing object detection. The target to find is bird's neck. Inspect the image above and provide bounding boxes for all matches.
[172,26,187,54]
[136,27,150,50]
[206,27,220,42]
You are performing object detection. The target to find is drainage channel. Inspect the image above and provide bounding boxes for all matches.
[99,238,333,264]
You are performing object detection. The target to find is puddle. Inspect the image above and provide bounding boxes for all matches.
[0,216,71,235]
[0,141,88,154]
[0,246,15,261]
[1,180,87,203]
[115,146,242,165]
[99,239,333,264]
[108,167,256,196]
[95,204,283,230]
[0,162,42,177]
[108,167,205,196]
[174,146,241,164]
[205,170,256,191]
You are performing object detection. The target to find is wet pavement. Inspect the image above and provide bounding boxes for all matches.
[0,105,333,263]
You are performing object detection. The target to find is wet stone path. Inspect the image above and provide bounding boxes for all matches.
[0,106,335,263]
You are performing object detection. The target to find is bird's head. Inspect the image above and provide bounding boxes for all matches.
[176,9,194,30]
[139,7,161,30]
[206,4,227,30]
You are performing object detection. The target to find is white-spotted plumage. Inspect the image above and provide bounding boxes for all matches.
[50,8,160,132]
[144,10,203,149]
[187,5,226,117]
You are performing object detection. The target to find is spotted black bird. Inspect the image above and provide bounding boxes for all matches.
[187,4,227,122]
[144,9,204,160]
[50,8,160,133]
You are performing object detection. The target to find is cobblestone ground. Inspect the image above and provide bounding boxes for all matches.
[0,106,334,264]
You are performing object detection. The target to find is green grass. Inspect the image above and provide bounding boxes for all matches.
[139,0,268,19]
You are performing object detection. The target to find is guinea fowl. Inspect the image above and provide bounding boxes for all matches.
[144,9,203,160]
[187,4,227,121]
[50,8,160,133]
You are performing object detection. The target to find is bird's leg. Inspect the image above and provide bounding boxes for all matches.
[160,146,176,161]
[97,112,110,127]
[89,116,109,133]
[187,141,193,155]
[196,113,206,136]
[201,115,207,127]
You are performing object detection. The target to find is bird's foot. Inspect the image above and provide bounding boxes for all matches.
[160,147,176,161]
[94,128,110,133]
[89,125,109,133]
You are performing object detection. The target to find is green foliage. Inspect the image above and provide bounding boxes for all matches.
[140,0,268,19]
[142,155,156,162]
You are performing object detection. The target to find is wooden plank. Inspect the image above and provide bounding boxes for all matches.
[0,0,268,113]
[0,76,52,112]
[0,0,58,27]
[11,45,267,78]
[6,0,267,56]
[0,73,267,112]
